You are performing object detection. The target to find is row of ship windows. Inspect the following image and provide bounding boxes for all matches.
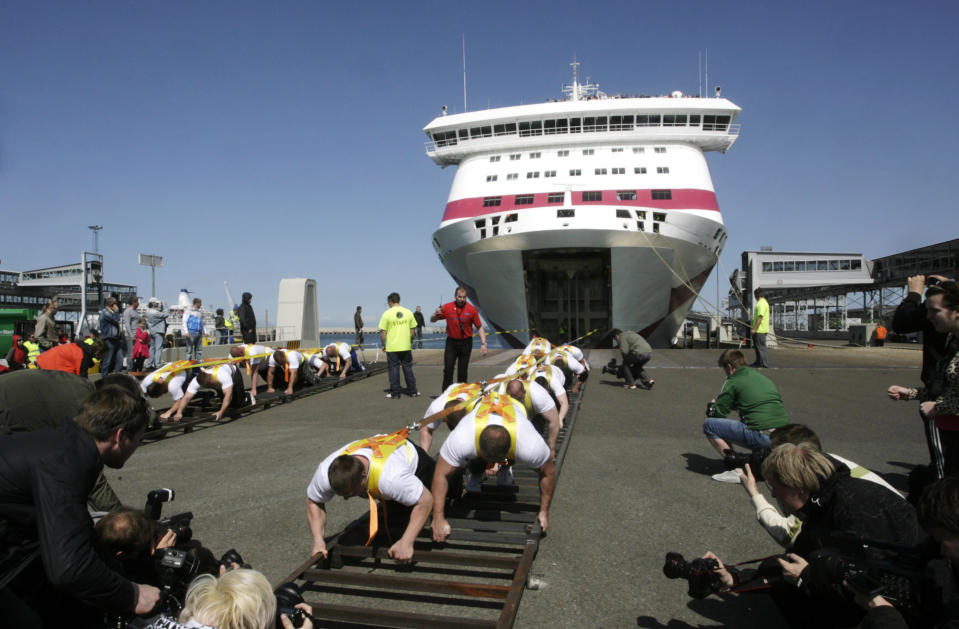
[490,147,666,162]
[762,260,863,272]
[432,115,732,147]
[482,190,672,207]
[471,208,671,239]
[486,166,668,181]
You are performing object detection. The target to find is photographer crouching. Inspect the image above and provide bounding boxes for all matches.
[683,442,922,628]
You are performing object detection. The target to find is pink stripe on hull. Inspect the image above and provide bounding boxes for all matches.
[442,189,719,222]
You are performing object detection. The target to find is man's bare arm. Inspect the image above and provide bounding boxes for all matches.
[431,456,457,542]
[306,499,329,558]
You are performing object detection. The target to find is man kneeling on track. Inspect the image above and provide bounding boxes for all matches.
[265,348,305,395]
[306,431,435,564]
[162,362,245,422]
[311,341,365,381]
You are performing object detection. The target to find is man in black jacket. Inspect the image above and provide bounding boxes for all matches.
[0,386,161,627]
[237,291,256,344]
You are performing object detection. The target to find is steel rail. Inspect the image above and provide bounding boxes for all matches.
[275,354,589,628]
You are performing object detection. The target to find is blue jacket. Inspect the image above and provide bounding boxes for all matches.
[99,307,121,339]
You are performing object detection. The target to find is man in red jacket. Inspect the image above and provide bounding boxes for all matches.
[431,286,488,391]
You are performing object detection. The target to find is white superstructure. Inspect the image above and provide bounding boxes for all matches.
[424,64,741,347]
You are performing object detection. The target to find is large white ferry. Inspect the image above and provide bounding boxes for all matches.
[424,64,741,347]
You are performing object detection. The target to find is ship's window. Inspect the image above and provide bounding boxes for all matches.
[555,119,568,134]
[481,198,501,208]
[851,260,862,270]
[582,148,594,156]
[616,209,631,218]
[636,115,661,126]
[713,228,722,239]
[829,260,839,270]
[582,191,602,202]
[595,168,607,175]
[507,173,518,180]
[529,152,541,159]
[652,223,660,234]
[840,259,851,270]
[805,261,816,271]
[544,119,557,134]
[635,210,646,219]
[654,147,667,153]
[505,213,519,223]
[653,212,666,222]
[612,167,625,174]
[611,147,624,153]
[544,170,557,177]
[610,116,625,131]
[617,190,637,201]
[510,153,520,160]
[689,114,701,126]
[470,126,492,138]
[557,209,575,218]
[651,189,672,200]
[557,150,569,157]
[716,115,731,131]
[486,175,498,182]
[662,114,687,127]
[527,171,540,179]
[703,115,729,131]
[795,261,806,271]
[480,228,487,238]
[762,262,773,272]
[489,155,501,162]
[475,219,487,227]
[633,147,645,154]
[492,226,500,236]
[784,261,795,272]
[817,260,828,271]
[458,129,469,140]
[773,261,784,272]
[519,121,543,137]
[494,123,517,136]
[433,131,457,147]
[635,167,647,174]
[547,192,564,203]
[583,117,607,132]
[637,221,645,231]
[491,216,501,225]
[569,169,581,176]
[569,117,581,133]
[657,167,670,174]
[515,194,534,205]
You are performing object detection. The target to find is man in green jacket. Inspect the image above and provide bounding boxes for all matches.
[611,328,654,390]
[704,349,789,482]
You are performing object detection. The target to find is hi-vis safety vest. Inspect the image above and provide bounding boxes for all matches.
[24,340,40,368]
[528,337,552,356]
[511,354,538,374]
[492,380,533,417]
[474,392,518,461]
[342,429,413,545]
[446,382,483,410]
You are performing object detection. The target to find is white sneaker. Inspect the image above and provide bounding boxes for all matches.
[496,466,514,486]
[466,473,483,493]
[711,470,742,483]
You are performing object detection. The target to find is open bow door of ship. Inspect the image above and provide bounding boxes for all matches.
[523,249,610,345]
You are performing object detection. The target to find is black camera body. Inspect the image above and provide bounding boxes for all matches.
[275,582,312,628]
[157,512,194,545]
[663,552,724,599]
[722,447,771,480]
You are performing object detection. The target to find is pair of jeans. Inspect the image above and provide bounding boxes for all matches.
[125,337,135,370]
[186,333,203,361]
[101,337,122,375]
[442,337,473,390]
[702,417,772,451]
[149,333,165,368]
[386,350,416,396]
[622,351,651,386]
[753,332,769,367]
[217,329,228,345]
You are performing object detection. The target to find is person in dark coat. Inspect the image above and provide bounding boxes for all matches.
[237,292,256,344]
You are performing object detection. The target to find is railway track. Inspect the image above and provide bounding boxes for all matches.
[276,371,588,628]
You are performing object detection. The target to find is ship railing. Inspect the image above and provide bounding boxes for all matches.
[426,123,740,154]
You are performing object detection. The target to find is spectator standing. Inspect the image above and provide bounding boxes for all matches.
[131,320,151,372]
[214,308,227,344]
[751,287,770,368]
[182,298,204,361]
[238,292,256,343]
[4,334,28,371]
[354,306,364,347]
[99,297,122,375]
[414,306,426,349]
[33,300,59,352]
[431,286,488,391]
[873,322,887,347]
[379,292,419,399]
[121,298,140,370]
[225,307,238,343]
[145,299,168,369]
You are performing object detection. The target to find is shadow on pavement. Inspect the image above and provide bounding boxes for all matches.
[682,452,726,476]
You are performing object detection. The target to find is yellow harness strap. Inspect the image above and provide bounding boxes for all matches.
[152,360,194,384]
[474,393,518,461]
[342,428,412,545]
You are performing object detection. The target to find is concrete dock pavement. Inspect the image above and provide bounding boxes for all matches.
[104,344,925,628]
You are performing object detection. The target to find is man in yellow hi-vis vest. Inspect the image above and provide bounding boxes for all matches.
[431,392,555,543]
[306,432,435,564]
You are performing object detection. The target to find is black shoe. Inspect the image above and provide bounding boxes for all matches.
[643,379,655,390]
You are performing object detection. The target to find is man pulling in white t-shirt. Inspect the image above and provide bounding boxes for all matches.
[306,433,434,564]
[418,382,484,453]
[229,343,272,397]
[161,363,239,421]
[312,342,363,380]
[431,392,555,542]
[266,348,304,395]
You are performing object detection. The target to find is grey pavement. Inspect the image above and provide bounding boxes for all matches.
[105,345,926,628]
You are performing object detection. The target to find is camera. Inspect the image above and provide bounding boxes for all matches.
[601,358,619,376]
[662,552,724,599]
[274,582,314,628]
[722,447,770,480]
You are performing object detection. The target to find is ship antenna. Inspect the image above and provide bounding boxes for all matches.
[705,48,709,98]
[462,34,468,112]
[571,59,580,101]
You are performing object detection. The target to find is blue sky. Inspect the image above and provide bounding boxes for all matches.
[2,1,957,327]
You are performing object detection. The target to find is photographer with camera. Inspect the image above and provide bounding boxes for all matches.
[0,386,161,627]
[609,328,654,390]
[699,442,921,628]
[703,349,790,483]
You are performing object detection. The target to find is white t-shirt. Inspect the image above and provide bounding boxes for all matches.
[549,351,585,375]
[490,380,555,416]
[186,364,235,395]
[505,355,541,376]
[140,371,188,401]
[422,383,481,431]
[521,337,553,356]
[307,353,326,370]
[533,365,566,398]
[324,342,352,361]
[438,400,550,470]
[243,344,271,366]
[557,345,585,363]
[268,349,302,369]
[307,439,425,507]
